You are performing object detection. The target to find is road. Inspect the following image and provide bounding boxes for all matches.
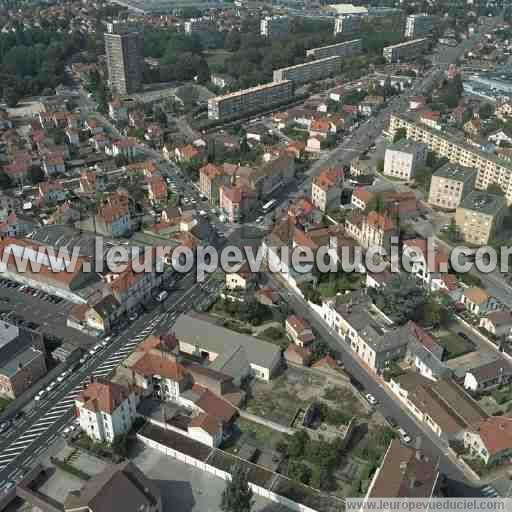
[0,273,223,488]
[268,273,484,496]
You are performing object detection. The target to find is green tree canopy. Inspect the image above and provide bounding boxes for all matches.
[221,463,254,512]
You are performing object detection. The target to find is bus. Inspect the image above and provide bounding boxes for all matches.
[262,199,277,213]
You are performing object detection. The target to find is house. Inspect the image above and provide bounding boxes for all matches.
[65,128,80,146]
[38,181,66,203]
[311,167,344,212]
[107,138,137,160]
[67,295,121,335]
[405,321,450,381]
[145,123,164,147]
[351,187,373,210]
[480,310,512,339]
[85,117,103,135]
[464,416,512,465]
[420,110,442,130]
[211,73,233,89]
[64,461,162,512]
[309,118,333,139]
[345,210,397,253]
[402,238,450,291]
[109,98,129,122]
[173,144,200,163]
[409,96,427,111]
[146,175,167,204]
[366,268,394,289]
[496,100,512,120]
[487,129,512,146]
[359,95,385,116]
[366,439,441,498]
[463,359,512,393]
[311,354,337,372]
[94,133,110,151]
[219,185,256,222]
[306,136,322,154]
[461,287,499,316]
[173,313,281,382]
[284,343,312,367]
[0,212,36,238]
[42,153,65,176]
[75,378,138,443]
[390,372,487,440]
[95,193,132,237]
[464,118,481,138]
[225,263,257,291]
[80,170,106,195]
[285,315,315,347]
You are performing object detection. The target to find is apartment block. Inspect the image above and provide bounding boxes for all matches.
[273,56,342,86]
[104,22,143,95]
[311,167,344,212]
[208,80,293,121]
[455,191,506,245]
[405,14,434,39]
[383,38,428,63]
[306,39,362,60]
[389,113,512,205]
[333,15,362,36]
[260,16,290,40]
[184,17,216,34]
[383,139,427,181]
[428,164,477,210]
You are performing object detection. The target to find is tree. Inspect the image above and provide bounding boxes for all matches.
[393,128,406,143]
[0,170,11,190]
[287,430,309,458]
[479,102,494,120]
[287,460,311,484]
[221,463,253,512]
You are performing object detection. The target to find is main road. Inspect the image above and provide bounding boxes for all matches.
[0,273,222,488]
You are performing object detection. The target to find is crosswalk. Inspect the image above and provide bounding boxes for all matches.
[0,313,165,476]
[481,485,499,498]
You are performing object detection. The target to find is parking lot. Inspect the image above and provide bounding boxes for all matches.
[0,279,95,349]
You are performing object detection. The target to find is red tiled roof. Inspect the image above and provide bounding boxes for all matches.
[366,211,395,231]
[132,352,187,381]
[195,388,237,423]
[476,416,512,456]
[78,379,131,415]
[189,412,221,435]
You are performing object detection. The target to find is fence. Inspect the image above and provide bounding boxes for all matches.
[238,410,296,435]
[137,432,333,512]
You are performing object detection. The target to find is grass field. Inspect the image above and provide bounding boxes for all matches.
[205,50,232,71]
[436,332,474,359]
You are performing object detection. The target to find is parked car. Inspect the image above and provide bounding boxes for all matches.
[365,393,378,405]
[398,427,412,444]
[156,290,168,302]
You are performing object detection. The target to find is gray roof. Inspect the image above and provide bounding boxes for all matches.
[459,191,507,216]
[363,324,411,353]
[433,163,477,182]
[387,139,425,154]
[407,340,452,379]
[0,346,43,378]
[173,314,280,371]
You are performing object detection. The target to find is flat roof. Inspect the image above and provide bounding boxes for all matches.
[433,163,477,181]
[276,55,341,73]
[210,81,291,103]
[307,38,362,53]
[0,321,19,350]
[459,191,506,215]
[384,38,427,50]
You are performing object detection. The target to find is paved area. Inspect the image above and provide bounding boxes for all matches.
[0,286,94,349]
[131,443,290,512]
[37,467,83,503]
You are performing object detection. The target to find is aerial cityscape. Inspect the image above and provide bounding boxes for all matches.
[0,0,511,511]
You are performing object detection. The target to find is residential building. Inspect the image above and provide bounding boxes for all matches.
[464,359,512,393]
[219,185,256,222]
[75,378,138,443]
[64,461,162,512]
[285,315,315,347]
[366,439,441,498]
[333,15,362,36]
[455,191,506,245]
[199,163,229,205]
[225,263,257,291]
[404,321,449,381]
[464,416,512,465]
[390,372,487,440]
[109,99,129,122]
[211,74,233,90]
[208,81,293,121]
[461,287,499,316]
[284,343,312,367]
[260,16,290,40]
[428,164,477,210]
[147,175,167,204]
[311,167,344,212]
[306,39,362,60]
[383,38,428,63]
[389,113,512,205]
[184,17,217,46]
[173,313,281,382]
[405,14,434,39]
[273,56,342,86]
[480,310,512,338]
[38,181,66,203]
[95,193,132,238]
[351,187,374,210]
[0,321,47,400]
[345,210,397,253]
[383,140,427,181]
[67,295,121,335]
[420,110,442,130]
[104,22,143,95]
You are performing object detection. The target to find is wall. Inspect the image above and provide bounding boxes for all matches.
[137,433,323,512]
[238,410,295,434]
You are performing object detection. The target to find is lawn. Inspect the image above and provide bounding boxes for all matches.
[0,396,11,414]
[205,50,232,71]
[435,332,474,359]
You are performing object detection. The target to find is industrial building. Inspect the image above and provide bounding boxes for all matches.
[273,56,342,85]
[104,21,143,95]
[306,39,362,60]
[383,38,428,63]
[207,81,293,120]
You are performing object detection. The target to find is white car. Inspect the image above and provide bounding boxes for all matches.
[365,393,378,405]
[79,355,88,364]
[57,373,66,382]
[156,290,168,302]
[35,389,46,401]
[398,428,412,444]
[256,216,264,223]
